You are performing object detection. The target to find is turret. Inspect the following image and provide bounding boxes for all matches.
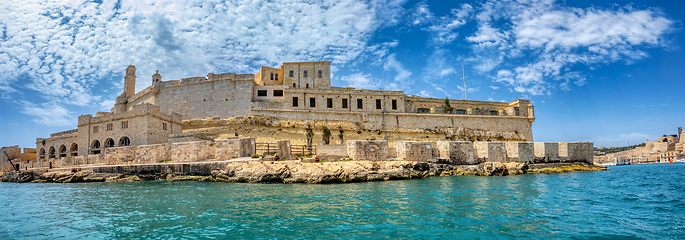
[124,65,136,97]
[152,70,162,87]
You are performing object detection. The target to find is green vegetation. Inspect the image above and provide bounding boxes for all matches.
[595,143,646,154]
[443,97,453,113]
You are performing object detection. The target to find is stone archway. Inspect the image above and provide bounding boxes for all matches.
[70,143,78,156]
[105,138,115,148]
[92,140,101,154]
[48,146,55,158]
[119,136,131,146]
[59,145,67,158]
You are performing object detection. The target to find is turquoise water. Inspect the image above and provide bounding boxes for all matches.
[1,163,684,239]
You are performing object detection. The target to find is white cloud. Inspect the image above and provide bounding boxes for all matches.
[0,0,395,125]
[340,72,378,90]
[383,54,412,82]
[414,2,473,45]
[19,101,74,127]
[417,90,434,98]
[466,0,673,95]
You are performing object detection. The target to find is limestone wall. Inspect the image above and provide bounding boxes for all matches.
[437,141,477,164]
[534,142,559,163]
[104,146,135,165]
[506,142,534,163]
[171,141,214,163]
[346,140,388,161]
[316,144,347,161]
[474,142,507,162]
[395,141,433,162]
[135,144,170,164]
[559,142,594,164]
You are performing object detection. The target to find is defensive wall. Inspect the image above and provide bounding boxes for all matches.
[23,139,593,172]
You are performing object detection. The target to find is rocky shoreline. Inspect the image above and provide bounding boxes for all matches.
[0,160,607,184]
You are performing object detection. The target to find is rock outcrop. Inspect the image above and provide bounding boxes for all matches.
[0,161,607,183]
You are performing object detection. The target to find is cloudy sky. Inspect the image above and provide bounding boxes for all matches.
[1,0,683,148]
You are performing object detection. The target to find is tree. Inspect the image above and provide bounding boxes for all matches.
[443,97,454,113]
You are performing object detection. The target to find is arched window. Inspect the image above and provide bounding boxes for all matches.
[105,138,115,148]
[119,137,131,146]
[48,146,55,158]
[92,140,101,149]
[39,148,45,159]
[59,145,67,158]
[70,143,78,156]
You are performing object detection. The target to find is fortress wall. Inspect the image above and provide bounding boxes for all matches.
[316,144,347,161]
[215,138,255,160]
[171,141,214,163]
[104,146,135,165]
[534,142,559,163]
[250,109,534,141]
[283,89,406,114]
[505,142,534,163]
[395,141,433,162]
[135,144,170,164]
[474,142,507,162]
[154,80,253,120]
[437,141,477,165]
[346,140,388,161]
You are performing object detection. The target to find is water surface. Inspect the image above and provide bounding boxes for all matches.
[1,163,683,239]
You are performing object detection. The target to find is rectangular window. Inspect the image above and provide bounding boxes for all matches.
[327,98,333,108]
[275,74,278,81]
[270,73,274,80]
[342,98,348,108]
[163,123,168,130]
[392,100,397,110]
[456,109,466,114]
[273,90,283,96]
[289,70,294,77]
[106,123,113,131]
[376,99,381,109]
[303,70,308,78]
[121,121,129,129]
[318,70,322,78]
[357,99,363,109]
[293,97,299,107]
[310,97,316,108]
[490,111,499,116]
[93,126,99,133]
[257,90,267,96]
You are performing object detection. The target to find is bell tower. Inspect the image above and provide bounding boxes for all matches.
[124,65,136,97]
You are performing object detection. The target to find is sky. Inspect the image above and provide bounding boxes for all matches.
[0,0,683,148]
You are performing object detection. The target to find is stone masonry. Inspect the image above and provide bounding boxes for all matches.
[395,141,433,162]
[436,141,477,165]
[347,140,388,161]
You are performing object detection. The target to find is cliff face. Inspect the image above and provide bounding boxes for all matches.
[1,160,606,183]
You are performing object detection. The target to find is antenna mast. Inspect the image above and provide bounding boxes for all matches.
[461,65,468,100]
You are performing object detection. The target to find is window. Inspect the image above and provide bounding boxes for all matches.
[376,99,381,109]
[456,109,466,114]
[270,73,274,80]
[105,139,115,148]
[121,121,129,129]
[327,98,333,108]
[106,123,113,131]
[273,90,283,96]
[293,83,296,88]
[318,70,322,78]
[92,140,100,149]
[392,100,397,110]
[306,84,309,88]
[257,90,267,96]
[289,70,294,77]
[293,97,299,107]
[417,108,430,113]
[490,110,499,116]
[303,70,308,78]
[310,98,316,108]
[120,137,130,146]
[93,126,99,133]
[163,123,168,130]
[342,99,348,108]
[357,99,363,109]
[275,73,278,81]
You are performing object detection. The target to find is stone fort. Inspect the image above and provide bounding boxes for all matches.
[15,61,565,171]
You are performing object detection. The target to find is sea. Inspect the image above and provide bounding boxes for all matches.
[1,163,683,239]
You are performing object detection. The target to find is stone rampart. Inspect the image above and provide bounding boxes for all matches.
[506,142,534,163]
[534,142,559,163]
[474,142,507,162]
[437,141,477,165]
[346,140,388,161]
[104,146,135,165]
[395,141,433,162]
[171,141,214,162]
[135,144,170,164]
[559,142,593,164]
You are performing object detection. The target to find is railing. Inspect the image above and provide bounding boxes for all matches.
[255,143,277,156]
[290,145,316,157]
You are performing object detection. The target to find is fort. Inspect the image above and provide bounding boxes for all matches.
[1,61,600,181]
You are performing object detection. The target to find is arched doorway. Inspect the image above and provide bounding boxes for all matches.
[70,143,78,156]
[59,145,67,158]
[105,138,115,148]
[48,146,55,158]
[119,137,131,146]
[39,148,45,160]
[92,140,101,154]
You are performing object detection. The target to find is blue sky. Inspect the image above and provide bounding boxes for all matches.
[0,0,683,148]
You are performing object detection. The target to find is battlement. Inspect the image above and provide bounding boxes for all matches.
[49,129,78,138]
[78,103,182,126]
